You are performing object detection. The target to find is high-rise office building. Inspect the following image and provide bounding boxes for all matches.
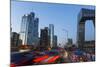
[20,12,39,46]
[33,18,39,47]
[66,38,73,48]
[40,27,50,50]
[11,32,20,47]
[53,35,57,48]
[49,24,54,48]
[11,32,22,52]
[67,38,73,45]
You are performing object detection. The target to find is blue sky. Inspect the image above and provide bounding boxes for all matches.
[11,0,95,44]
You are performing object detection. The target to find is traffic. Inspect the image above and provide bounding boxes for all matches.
[11,47,95,67]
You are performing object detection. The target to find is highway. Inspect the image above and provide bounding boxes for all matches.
[11,48,95,67]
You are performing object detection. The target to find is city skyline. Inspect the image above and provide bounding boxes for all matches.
[11,1,95,44]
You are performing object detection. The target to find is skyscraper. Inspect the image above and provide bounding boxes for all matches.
[33,18,39,47]
[11,32,22,52]
[53,35,58,48]
[40,27,50,50]
[11,32,20,47]
[49,24,54,48]
[20,12,39,46]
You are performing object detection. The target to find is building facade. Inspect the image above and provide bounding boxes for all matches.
[84,40,95,53]
[40,27,50,50]
[20,12,39,46]
[77,8,95,50]
[11,32,20,47]
[11,32,22,52]
[53,35,57,48]
[49,24,54,48]
[65,38,73,48]
[67,38,73,45]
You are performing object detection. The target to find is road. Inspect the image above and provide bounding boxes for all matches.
[11,48,95,67]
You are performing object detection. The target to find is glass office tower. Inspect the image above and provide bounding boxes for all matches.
[20,12,39,46]
[49,24,54,48]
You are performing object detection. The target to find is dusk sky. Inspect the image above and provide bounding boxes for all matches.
[11,0,95,45]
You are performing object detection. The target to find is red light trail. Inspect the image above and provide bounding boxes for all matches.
[47,55,60,63]
[33,55,49,63]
